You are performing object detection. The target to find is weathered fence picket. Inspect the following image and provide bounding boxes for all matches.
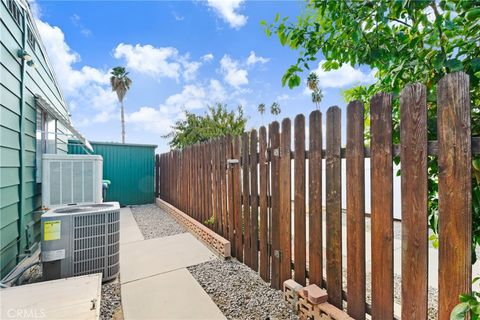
[309,110,323,287]
[250,130,259,271]
[220,137,228,238]
[346,100,366,319]
[241,133,250,267]
[370,93,394,319]
[437,72,472,319]
[400,84,428,319]
[226,135,235,248]
[294,114,306,286]
[157,72,475,320]
[270,121,281,290]
[326,106,342,309]
[279,118,292,285]
[259,126,270,282]
[233,136,242,261]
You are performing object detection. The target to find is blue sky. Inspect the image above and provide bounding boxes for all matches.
[33,0,376,152]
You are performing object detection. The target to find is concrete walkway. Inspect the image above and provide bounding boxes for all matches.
[119,207,225,320]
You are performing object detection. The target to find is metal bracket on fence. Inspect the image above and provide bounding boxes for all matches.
[274,249,281,259]
[227,159,239,167]
[273,148,280,157]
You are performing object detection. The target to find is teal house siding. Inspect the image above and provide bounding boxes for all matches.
[69,141,157,206]
[0,0,80,277]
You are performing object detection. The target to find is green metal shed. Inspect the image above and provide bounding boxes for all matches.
[69,141,157,206]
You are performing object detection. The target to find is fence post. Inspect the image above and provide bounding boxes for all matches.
[226,136,236,251]
[233,136,243,262]
[270,121,281,289]
[437,72,472,319]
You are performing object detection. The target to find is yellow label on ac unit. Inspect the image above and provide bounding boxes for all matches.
[44,220,61,241]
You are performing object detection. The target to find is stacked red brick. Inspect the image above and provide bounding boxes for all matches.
[283,280,353,320]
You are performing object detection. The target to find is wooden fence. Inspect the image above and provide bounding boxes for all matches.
[157,72,476,319]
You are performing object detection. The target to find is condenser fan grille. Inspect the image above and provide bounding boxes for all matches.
[71,210,120,280]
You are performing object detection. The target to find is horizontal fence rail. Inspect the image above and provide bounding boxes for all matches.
[157,72,475,319]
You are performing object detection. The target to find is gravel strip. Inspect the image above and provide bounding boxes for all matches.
[131,204,186,239]
[351,271,438,319]
[22,263,43,284]
[188,259,298,320]
[100,279,122,320]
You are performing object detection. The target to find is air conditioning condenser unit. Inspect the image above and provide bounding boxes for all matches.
[42,154,103,207]
[41,202,120,282]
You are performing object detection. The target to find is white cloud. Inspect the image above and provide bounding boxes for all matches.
[162,84,207,113]
[180,59,201,82]
[127,107,174,135]
[114,43,181,80]
[127,79,228,135]
[35,19,117,126]
[113,43,203,82]
[312,60,377,88]
[209,79,227,102]
[202,53,214,62]
[220,55,248,88]
[159,79,227,113]
[28,0,41,19]
[277,94,291,101]
[172,11,184,21]
[70,14,91,37]
[206,0,247,29]
[246,51,269,65]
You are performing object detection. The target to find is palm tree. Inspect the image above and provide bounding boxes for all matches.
[307,72,319,91]
[258,103,266,125]
[311,88,323,110]
[110,66,132,143]
[270,102,281,119]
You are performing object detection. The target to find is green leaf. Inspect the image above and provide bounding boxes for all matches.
[471,58,480,72]
[279,32,287,46]
[466,8,480,21]
[274,13,280,23]
[260,20,267,26]
[446,59,464,72]
[281,72,289,87]
[434,53,445,72]
[460,294,474,303]
[450,302,470,320]
[288,74,301,89]
[429,233,439,248]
